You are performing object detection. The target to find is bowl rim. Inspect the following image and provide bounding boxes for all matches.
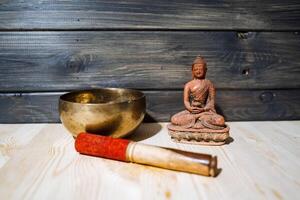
[59,88,145,105]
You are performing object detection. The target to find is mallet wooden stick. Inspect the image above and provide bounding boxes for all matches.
[75,133,218,177]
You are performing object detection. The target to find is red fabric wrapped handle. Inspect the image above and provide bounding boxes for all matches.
[75,133,130,162]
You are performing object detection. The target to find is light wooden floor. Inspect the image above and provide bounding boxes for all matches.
[0,122,299,200]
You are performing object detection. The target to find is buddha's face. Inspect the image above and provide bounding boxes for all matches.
[192,63,206,79]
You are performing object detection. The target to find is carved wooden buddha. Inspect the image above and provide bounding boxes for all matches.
[168,56,230,145]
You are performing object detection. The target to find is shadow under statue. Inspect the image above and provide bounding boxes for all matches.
[168,56,230,145]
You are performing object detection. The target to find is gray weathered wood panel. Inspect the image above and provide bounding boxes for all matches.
[0,89,299,123]
[0,31,299,91]
[0,1,299,30]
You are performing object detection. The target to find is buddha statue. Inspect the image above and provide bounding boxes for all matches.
[167,56,230,145]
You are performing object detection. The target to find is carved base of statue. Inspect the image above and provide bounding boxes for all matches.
[167,110,230,145]
[167,124,230,145]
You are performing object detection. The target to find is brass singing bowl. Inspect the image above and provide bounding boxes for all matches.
[59,88,146,138]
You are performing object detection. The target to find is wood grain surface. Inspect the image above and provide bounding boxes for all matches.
[0,0,299,30]
[0,31,299,91]
[0,122,299,199]
[0,89,299,123]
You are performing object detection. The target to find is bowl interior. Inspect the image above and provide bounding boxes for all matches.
[60,88,144,104]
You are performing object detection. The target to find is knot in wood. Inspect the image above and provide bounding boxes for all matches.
[259,92,274,103]
[66,54,85,73]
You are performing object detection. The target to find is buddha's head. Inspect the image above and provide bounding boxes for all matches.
[192,56,207,79]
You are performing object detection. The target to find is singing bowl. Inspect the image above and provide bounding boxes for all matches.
[59,88,146,138]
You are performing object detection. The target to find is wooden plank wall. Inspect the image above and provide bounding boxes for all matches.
[0,0,299,122]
